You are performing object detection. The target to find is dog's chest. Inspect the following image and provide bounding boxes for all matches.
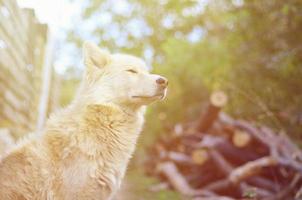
[61,157,92,188]
[60,155,118,200]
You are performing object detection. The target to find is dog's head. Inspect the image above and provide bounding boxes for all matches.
[80,42,168,108]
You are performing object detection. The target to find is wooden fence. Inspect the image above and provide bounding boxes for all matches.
[0,0,57,138]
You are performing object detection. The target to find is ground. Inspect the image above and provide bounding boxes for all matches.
[115,169,183,200]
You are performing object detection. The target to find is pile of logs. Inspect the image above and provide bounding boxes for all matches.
[145,91,302,200]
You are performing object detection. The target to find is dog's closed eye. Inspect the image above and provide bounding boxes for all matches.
[126,69,138,74]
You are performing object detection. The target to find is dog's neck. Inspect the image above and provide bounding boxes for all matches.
[48,101,145,153]
[83,103,145,190]
[45,102,145,191]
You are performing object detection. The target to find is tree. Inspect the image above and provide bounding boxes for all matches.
[67,0,302,143]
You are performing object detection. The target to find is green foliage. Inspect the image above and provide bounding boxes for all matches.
[67,0,302,154]
[212,0,302,138]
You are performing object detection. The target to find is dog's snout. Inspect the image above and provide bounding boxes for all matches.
[156,77,168,86]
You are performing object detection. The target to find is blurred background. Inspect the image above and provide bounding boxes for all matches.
[0,0,302,199]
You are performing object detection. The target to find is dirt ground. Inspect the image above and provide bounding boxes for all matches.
[113,169,183,200]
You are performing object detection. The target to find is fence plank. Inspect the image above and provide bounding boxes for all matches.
[1,0,29,46]
[0,0,57,137]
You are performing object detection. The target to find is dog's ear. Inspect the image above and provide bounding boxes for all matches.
[83,41,110,69]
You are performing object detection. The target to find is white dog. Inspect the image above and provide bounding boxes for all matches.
[0,42,168,200]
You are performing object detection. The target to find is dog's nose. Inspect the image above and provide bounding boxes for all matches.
[156,77,168,86]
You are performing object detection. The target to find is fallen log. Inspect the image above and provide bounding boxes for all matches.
[246,177,278,192]
[203,156,278,192]
[209,149,233,174]
[145,93,302,199]
[157,161,214,197]
[197,91,228,133]
[213,140,265,164]
[149,182,169,192]
[265,173,301,200]
[207,150,279,195]
[232,130,252,148]
[191,149,209,165]
[229,156,278,184]
[203,179,232,192]
[157,161,239,200]
[240,183,273,198]
[166,151,193,165]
